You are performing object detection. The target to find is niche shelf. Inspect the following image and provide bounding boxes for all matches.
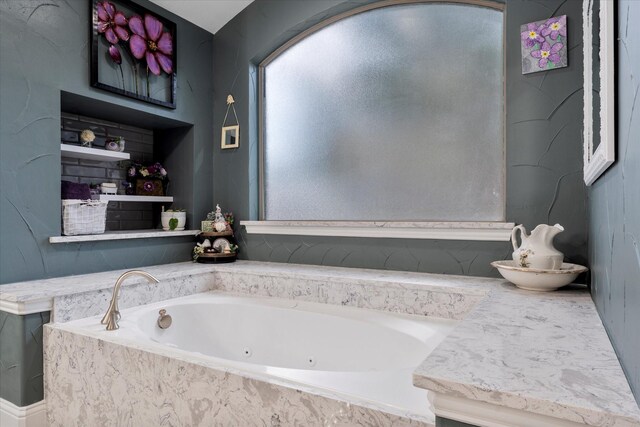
[60,143,130,161]
[49,229,199,243]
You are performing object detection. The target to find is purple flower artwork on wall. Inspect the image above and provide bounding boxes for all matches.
[520,15,568,74]
[91,0,177,108]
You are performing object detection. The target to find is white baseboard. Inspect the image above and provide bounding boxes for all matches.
[429,393,586,427]
[0,398,46,427]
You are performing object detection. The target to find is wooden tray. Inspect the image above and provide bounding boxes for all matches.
[197,251,237,263]
[199,230,233,237]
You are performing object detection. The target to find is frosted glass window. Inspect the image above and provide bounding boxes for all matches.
[262,3,504,221]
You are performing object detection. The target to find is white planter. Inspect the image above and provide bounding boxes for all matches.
[161,211,186,231]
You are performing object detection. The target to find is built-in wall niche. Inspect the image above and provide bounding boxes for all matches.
[61,112,161,231]
[52,91,196,243]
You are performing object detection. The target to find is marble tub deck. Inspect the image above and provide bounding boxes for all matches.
[5,261,639,426]
[413,283,640,427]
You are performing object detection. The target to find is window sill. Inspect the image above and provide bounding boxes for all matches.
[241,221,515,241]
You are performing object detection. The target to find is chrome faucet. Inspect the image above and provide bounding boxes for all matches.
[101,270,159,331]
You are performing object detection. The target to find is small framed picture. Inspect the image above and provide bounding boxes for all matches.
[520,15,568,75]
[221,125,239,149]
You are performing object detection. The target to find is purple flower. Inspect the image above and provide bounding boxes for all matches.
[159,168,167,177]
[521,23,545,48]
[128,166,136,177]
[143,181,154,192]
[531,41,564,68]
[147,164,158,174]
[128,14,173,76]
[108,44,122,64]
[541,16,567,40]
[96,2,129,45]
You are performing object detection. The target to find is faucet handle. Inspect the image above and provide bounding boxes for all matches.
[157,309,172,329]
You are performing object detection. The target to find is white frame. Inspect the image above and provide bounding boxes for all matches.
[583,0,615,186]
[221,125,240,149]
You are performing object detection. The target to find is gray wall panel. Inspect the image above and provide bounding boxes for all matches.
[213,0,587,277]
[0,311,50,406]
[589,0,640,405]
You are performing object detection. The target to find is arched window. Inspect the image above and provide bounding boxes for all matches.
[260,1,504,221]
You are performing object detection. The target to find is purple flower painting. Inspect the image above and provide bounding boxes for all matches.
[128,14,174,76]
[91,0,177,109]
[96,1,129,44]
[521,15,568,74]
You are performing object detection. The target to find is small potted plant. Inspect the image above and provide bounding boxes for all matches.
[126,161,169,196]
[161,208,186,231]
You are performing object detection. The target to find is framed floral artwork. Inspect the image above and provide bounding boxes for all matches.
[90,0,177,108]
[520,15,568,74]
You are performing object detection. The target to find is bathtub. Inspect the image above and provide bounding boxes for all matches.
[57,292,457,423]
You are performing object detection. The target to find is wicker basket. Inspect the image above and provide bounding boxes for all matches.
[62,199,108,236]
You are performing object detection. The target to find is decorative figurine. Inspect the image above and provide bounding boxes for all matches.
[80,129,96,148]
[105,136,125,152]
[213,204,227,232]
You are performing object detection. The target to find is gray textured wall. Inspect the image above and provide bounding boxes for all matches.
[589,0,640,405]
[0,311,50,406]
[213,0,587,277]
[0,0,214,285]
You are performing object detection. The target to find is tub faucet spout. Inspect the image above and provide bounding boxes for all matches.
[101,270,159,331]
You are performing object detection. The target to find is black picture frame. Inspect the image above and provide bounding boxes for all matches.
[90,0,177,109]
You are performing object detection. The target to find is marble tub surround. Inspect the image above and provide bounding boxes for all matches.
[55,262,491,321]
[211,262,494,320]
[52,272,215,322]
[0,262,221,314]
[9,261,640,425]
[413,283,640,427]
[0,261,495,321]
[44,324,428,427]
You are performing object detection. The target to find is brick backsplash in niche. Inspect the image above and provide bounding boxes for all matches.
[60,112,155,231]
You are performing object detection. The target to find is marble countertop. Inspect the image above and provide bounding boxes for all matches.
[413,283,640,427]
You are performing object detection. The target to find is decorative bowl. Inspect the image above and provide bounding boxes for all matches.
[491,260,588,292]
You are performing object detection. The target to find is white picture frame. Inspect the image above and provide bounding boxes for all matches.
[221,125,240,149]
[583,0,615,186]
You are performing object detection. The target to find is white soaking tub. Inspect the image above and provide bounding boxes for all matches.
[66,292,457,422]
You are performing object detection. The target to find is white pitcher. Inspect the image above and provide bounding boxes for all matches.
[511,224,565,269]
